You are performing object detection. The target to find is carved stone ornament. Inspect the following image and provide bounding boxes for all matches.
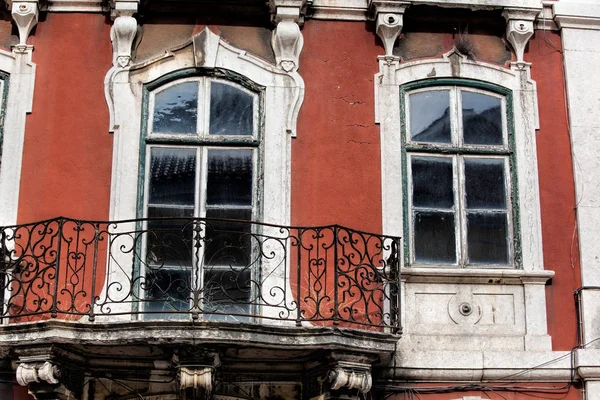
[328,366,372,393]
[11,0,39,53]
[180,367,213,393]
[272,20,304,72]
[375,12,403,57]
[16,361,60,386]
[503,9,537,65]
[110,15,139,67]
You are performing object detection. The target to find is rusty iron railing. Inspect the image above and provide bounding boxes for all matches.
[0,217,401,333]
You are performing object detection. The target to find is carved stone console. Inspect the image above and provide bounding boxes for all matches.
[14,347,82,400]
[502,8,538,66]
[9,0,38,53]
[176,348,221,400]
[109,0,141,68]
[269,0,305,72]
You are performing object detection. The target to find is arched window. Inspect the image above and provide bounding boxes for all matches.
[402,82,517,268]
[139,75,262,318]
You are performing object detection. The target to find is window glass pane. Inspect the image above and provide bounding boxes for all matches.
[206,149,253,206]
[147,206,194,268]
[144,268,191,317]
[462,91,503,145]
[203,268,251,315]
[414,211,456,263]
[409,90,451,144]
[209,81,254,136]
[153,82,198,134]
[204,208,252,268]
[149,147,196,206]
[467,213,508,264]
[464,158,506,210]
[412,156,454,209]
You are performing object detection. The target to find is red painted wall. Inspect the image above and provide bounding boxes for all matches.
[18,13,113,223]
[528,31,581,351]
[292,21,382,233]
[381,384,581,400]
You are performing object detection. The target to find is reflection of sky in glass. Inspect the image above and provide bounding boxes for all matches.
[409,90,451,142]
[462,91,500,113]
[153,82,198,134]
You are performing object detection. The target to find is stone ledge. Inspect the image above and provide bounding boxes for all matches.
[382,349,573,381]
[0,319,398,358]
[554,1,600,30]
[401,267,555,285]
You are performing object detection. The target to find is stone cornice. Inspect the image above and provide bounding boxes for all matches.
[0,320,398,358]
[553,1,600,30]
[401,267,555,285]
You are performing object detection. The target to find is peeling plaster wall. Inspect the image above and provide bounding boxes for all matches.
[527,31,581,352]
[18,13,113,223]
[292,20,382,233]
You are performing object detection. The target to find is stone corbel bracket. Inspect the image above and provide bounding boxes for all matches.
[176,349,221,399]
[270,0,306,72]
[16,361,60,386]
[326,352,376,397]
[9,0,39,53]
[369,0,409,62]
[109,0,141,68]
[502,8,538,66]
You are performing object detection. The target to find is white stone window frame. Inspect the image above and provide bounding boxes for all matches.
[102,28,304,319]
[404,84,516,269]
[377,50,544,274]
[0,50,36,227]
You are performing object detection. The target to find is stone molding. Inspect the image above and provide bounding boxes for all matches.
[553,1,600,30]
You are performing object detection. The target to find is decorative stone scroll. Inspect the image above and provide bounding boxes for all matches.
[503,8,538,65]
[16,361,60,386]
[10,0,38,53]
[270,0,305,72]
[109,0,141,67]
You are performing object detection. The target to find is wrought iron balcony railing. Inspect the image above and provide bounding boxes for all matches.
[0,217,401,333]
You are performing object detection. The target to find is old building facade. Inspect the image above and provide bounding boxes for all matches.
[0,0,598,399]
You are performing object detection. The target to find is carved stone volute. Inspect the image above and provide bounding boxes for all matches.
[109,0,141,68]
[176,348,221,400]
[503,8,538,66]
[370,0,409,62]
[270,0,305,72]
[10,0,38,53]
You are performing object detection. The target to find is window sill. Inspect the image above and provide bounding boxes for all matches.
[401,267,554,285]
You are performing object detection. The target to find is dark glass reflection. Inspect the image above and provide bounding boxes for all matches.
[462,91,503,145]
[412,156,454,209]
[414,211,456,263]
[467,213,509,264]
[209,82,254,136]
[206,149,253,206]
[204,208,252,268]
[146,206,194,268]
[464,158,506,210]
[410,90,451,144]
[153,82,198,134]
[144,268,191,317]
[149,147,196,206]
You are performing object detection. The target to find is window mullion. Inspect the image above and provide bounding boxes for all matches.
[456,155,467,267]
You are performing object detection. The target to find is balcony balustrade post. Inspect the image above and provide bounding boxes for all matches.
[333,225,339,326]
[50,218,63,319]
[296,227,302,326]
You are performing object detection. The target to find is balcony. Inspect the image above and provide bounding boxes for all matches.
[0,217,401,333]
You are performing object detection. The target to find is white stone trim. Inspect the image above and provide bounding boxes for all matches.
[41,0,107,12]
[378,50,543,272]
[309,0,543,21]
[102,28,303,318]
[0,50,36,227]
[393,349,573,381]
[553,0,600,31]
